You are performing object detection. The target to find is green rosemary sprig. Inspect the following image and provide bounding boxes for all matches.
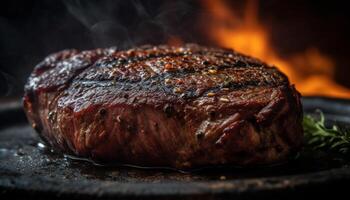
[303,111,350,154]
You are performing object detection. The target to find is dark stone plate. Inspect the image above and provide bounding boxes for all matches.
[0,97,349,200]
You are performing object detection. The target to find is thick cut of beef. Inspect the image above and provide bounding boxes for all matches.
[23,44,303,168]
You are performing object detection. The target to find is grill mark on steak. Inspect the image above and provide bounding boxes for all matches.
[25,44,264,95]
[68,45,283,101]
[75,77,281,100]
[77,70,285,99]
[76,54,263,85]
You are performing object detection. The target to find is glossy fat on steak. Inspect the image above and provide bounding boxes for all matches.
[23,44,303,168]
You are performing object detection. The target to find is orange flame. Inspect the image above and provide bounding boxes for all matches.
[202,0,350,98]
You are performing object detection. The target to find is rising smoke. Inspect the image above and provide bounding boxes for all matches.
[63,0,197,49]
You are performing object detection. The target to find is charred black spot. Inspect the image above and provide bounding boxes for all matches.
[116,58,127,65]
[209,111,216,120]
[235,60,247,67]
[99,108,107,116]
[163,104,175,118]
[202,60,210,65]
[196,131,205,140]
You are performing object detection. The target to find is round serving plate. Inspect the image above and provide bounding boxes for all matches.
[0,97,350,200]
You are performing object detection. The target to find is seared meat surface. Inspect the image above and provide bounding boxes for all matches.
[23,44,303,168]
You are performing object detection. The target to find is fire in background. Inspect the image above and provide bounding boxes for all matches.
[199,0,350,98]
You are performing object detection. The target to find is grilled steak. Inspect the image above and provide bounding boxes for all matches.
[23,44,303,168]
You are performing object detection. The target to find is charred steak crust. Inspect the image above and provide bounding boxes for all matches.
[23,44,303,168]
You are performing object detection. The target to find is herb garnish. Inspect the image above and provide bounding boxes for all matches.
[303,111,350,154]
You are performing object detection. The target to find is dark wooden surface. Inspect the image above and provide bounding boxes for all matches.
[1,97,350,199]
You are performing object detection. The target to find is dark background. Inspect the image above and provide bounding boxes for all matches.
[1,0,350,97]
